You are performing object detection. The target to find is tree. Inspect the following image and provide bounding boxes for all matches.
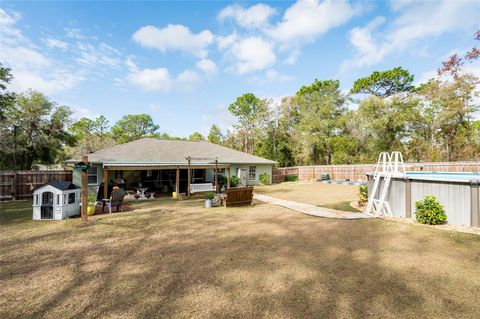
[351,67,414,97]
[0,64,15,121]
[295,79,349,165]
[188,132,205,141]
[438,30,479,78]
[416,74,479,161]
[228,93,267,153]
[207,124,223,144]
[0,90,74,169]
[67,115,115,157]
[111,114,160,143]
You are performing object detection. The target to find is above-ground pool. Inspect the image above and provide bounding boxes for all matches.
[367,171,480,227]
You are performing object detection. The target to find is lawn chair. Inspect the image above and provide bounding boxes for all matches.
[102,188,126,213]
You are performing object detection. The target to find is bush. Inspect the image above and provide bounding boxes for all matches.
[205,192,214,200]
[259,173,270,184]
[217,175,227,189]
[358,185,368,206]
[414,195,447,225]
[88,193,97,206]
[285,175,298,182]
[230,176,240,187]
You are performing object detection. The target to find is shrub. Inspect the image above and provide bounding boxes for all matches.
[87,193,97,206]
[285,175,298,182]
[217,175,227,189]
[358,185,368,206]
[414,195,447,225]
[259,173,270,184]
[230,176,240,187]
[205,192,214,200]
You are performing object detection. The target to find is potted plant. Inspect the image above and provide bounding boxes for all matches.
[87,193,97,216]
[204,192,214,208]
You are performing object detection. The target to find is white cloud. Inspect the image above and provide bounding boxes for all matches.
[75,42,121,68]
[45,38,69,50]
[196,58,217,75]
[218,3,276,29]
[223,36,276,74]
[64,28,86,40]
[250,69,293,85]
[265,0,356,44]
[0,8,21,26]
[342,0,480,70]
[71,107,100,120]
[128,68,172,92]
[132,24,214,58]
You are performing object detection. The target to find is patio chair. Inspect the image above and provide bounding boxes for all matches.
[102,188,126,213]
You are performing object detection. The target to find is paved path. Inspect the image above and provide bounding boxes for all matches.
[254,194,373,220]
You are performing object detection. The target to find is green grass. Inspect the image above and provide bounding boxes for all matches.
[321,200,360,212]
[0,200,32,224]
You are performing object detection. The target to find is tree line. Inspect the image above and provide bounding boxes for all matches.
[0,31,478,170]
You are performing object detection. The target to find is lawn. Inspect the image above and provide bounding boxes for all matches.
[255,181,361,211]
[1,198,479,318]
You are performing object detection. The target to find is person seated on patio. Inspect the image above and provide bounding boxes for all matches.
[102,186,126,213]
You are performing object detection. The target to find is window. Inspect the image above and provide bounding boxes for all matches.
[34,194,38,205]
[64,194,67,205]
[68,192,76,204]
[249,166,256,180]
[217,168,225,175]
[57,194,61,205]
[87,166,98,185]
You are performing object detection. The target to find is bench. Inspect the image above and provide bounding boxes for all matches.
[190,183,216,193]
[222,186,254,207]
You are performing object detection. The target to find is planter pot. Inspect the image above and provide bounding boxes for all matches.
[204,199,212,208]
[87,205,96,216]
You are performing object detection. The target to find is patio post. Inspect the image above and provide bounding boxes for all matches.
[187,156,191,197]
[81,155,88,222]
[215,158,218,193]
[103,168,108,200]
[227,166,231,190]
[175,167,180,197]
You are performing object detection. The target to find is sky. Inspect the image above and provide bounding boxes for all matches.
[1,0,479,138]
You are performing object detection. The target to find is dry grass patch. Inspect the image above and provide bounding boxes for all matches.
[1,199,479,318]
[255,182,359,209]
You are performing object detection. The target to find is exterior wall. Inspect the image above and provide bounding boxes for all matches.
[228,164,273,185]
[72,164,103,194]
[32,185,81,220]
[367,176,474,226]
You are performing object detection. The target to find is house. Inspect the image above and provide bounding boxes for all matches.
[32,181,81,220]
[65,138,276,198]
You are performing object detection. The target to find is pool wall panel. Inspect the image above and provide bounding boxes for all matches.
[410,181,470,226]
[367,174,474,226]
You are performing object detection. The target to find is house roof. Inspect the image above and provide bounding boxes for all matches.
[35,181,78,191]
[66,138,276,165]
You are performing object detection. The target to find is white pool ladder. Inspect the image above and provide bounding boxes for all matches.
[366,152,406,217]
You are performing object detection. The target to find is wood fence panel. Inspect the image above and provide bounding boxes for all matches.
[0,171,72,201]
[272,162,480,183]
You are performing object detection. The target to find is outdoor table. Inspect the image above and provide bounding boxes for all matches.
[136,187,149,200]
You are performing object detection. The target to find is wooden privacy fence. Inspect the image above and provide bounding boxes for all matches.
[0,171,72,201]
[272,162,480,183]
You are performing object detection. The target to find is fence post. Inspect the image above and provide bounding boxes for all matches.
[471,180,479,227]
[11,173,16,200]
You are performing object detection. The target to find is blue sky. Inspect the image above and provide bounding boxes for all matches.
[1,0,479,137]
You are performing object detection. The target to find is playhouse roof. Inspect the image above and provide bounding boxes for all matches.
[35,181,78,192]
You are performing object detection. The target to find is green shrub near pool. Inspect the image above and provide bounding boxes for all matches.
[414,195,447,225]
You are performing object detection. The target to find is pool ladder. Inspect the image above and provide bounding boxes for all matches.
[366,152,406,216]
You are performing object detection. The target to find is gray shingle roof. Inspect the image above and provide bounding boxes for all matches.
[66,138,276,165]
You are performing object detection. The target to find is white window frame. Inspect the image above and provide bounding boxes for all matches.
[68,192,76,204]
[87,166,98,185]
[248,166,256,180]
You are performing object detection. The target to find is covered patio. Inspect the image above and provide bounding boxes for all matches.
[100,157,231,200]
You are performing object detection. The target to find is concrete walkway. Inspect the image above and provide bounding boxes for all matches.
[253,194,373,220]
